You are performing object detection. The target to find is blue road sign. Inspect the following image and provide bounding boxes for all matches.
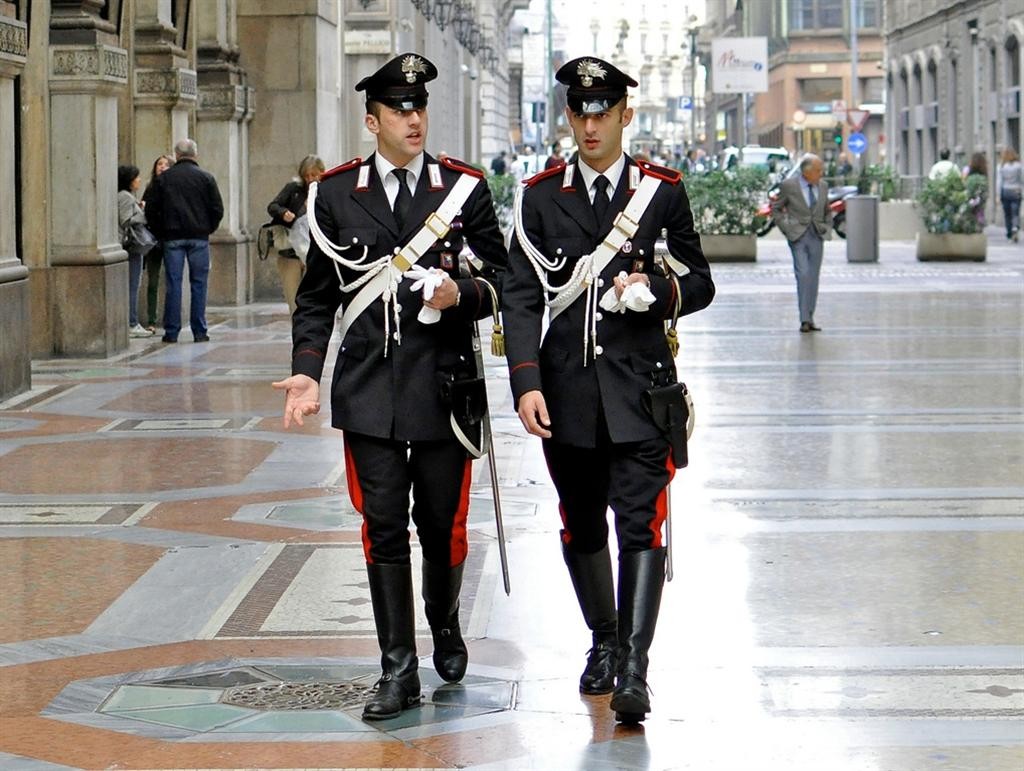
[680,96,693,110]
[847,132,868,155]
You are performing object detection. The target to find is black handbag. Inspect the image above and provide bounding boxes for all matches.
[123,222,157,257]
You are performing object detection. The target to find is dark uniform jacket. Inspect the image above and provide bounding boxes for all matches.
[291,153,507,441]
[143,158,224,241]
[504,154,714,448]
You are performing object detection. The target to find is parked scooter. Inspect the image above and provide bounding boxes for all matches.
[756,176,858,239]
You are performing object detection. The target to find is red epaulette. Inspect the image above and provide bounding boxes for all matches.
[321,157,362,182]
[525,162,566,187]
[636,160,682,185]
[439,155,485,179]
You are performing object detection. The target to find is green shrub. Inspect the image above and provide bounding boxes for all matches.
[486,173,517,233]
[857,164,899,201]
[915,173,987,234]
[684,166,769,235]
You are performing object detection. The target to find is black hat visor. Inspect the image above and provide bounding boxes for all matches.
[567,88,626,115]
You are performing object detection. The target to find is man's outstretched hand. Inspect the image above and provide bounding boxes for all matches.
[272,374,320,428]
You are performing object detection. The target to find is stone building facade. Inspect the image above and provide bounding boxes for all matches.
[884,0,1023,183]
[1,0,521,403]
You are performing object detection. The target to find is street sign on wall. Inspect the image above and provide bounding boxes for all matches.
[711,37,768,93]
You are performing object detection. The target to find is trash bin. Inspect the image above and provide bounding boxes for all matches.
[846,195,879,263]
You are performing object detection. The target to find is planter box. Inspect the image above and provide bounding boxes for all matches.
[699,234,757,262]
[916,232,986,261]
[878,200,920,240]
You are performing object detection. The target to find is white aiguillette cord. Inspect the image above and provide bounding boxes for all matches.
[306,173,480,355]
[513,172,663,362]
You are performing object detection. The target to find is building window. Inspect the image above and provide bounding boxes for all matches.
[856,0,879,28]
[860,77,884,103]
[641,34,647,55]
[789,0,844,31]
[640,71,650,94]
[800,77,843,106]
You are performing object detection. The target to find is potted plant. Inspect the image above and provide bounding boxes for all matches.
[914,173,987,260]
[684,166,768,261]
[486,172,517,237]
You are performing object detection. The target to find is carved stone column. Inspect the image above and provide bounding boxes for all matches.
[195,1,252,306]
[0,8,30,400]
[44,2,130,357]
[133,0,196,172]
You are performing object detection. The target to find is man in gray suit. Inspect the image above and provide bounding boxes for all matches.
[771,154,832,332]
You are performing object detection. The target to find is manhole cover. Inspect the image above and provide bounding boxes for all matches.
[222,680,374,711]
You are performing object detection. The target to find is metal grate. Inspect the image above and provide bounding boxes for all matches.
[222,680,375,711]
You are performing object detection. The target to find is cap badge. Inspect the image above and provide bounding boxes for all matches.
[401,55,428,84]
[577,59,608,87]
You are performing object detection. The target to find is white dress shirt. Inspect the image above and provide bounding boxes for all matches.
[578,154,626,204]
[375,152,424,208]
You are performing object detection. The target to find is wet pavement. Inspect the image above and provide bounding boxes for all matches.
[0,232,1021,770]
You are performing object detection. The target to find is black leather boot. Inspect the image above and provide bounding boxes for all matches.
[362,563,422,720]
[610,547,666,723]
[563,543,618,695]
[422,558,468,683]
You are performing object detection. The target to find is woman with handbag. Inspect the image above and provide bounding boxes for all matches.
[118,165,155,338]
[267,155,324,314]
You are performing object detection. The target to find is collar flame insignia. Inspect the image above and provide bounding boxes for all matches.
[577,59,608,87]
[401,55,428,84]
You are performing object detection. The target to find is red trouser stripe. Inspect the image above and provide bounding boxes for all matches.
[343,439,373,563]
[647,450,677,548]
[449,458,472,566]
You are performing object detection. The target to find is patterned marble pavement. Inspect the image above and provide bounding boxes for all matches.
[0,238,1022,770]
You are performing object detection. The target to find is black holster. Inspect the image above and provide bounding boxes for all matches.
[439,371,487,444]
[641,381,689,468]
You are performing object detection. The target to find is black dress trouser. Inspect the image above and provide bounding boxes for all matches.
[343,431,471,566]
[542,418,675,556]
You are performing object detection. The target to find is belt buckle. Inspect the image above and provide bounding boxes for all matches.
[613,211,639,238]
[425,212,449,239]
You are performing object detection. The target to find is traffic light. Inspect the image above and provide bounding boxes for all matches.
[833,125,844,147]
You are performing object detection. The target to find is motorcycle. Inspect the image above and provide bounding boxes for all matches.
[756,182,858,239]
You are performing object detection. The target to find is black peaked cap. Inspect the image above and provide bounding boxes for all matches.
[355,52,437,110]
[556,56,638,114]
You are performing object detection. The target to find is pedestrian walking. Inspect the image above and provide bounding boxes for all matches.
[267,155,325,314]
[928,148,958,180]
[490,151,507,176]
[771,154,832,332]
[141,154,174,332]
[272,53,507,721]
[143,139,224,343]
[997,148,1021,242]
[117,165,155,338]
[502,55,715,724]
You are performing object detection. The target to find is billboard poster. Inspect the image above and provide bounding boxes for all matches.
[711,37,768,94]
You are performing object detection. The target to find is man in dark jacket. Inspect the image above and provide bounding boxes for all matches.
[144,138,224,342]
[272,53,507,722]
[503,56,714,724]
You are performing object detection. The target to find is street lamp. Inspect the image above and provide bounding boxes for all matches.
[686,16,699,148]
[433,0,456,31]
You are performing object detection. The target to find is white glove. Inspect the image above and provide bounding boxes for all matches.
[406,265,445,324]
[598,271,655,314]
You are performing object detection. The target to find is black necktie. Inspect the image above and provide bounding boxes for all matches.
[392,168,412,230]
[592,175,610,223]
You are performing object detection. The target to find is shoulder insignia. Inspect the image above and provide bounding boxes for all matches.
[525,162,566,187]
[321,157,362,182]
[439,155,485,179]
[637,161,681,185]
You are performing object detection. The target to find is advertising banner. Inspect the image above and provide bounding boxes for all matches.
[711,37,768,93]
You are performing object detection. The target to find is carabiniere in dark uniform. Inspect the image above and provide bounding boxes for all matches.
[502,56,715,723]
[289,53,507,721]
